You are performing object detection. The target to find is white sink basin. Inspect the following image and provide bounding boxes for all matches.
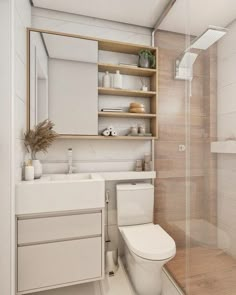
[16,173,105,215]
[47,173,94,181]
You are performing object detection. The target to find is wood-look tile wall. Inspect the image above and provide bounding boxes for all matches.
[154,30,217,288]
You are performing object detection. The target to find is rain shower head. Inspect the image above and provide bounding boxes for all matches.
[175,26,228,80]
[188,26,228,51]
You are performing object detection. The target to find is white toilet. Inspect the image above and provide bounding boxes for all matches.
[116,183,176,295]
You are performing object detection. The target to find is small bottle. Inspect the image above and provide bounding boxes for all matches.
[138,125,145,135]
[103,71,111,88]
[144,154,151,171]
[113,70,123,89]
[135,159,143,172]
[130,126,138,135]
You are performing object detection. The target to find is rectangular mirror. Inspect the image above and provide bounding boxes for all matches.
[28,29,98,135]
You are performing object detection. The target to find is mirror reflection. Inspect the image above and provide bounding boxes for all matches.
[29,31,98,135]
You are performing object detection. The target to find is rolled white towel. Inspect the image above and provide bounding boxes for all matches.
[102,129,110,136]
[107,126,114,132]
[111,130,118,136]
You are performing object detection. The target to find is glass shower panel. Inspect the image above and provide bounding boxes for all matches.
[186,16,236,295]
[154,11,191,292]
[155,2,236,295]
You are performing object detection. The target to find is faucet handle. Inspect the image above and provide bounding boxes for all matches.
[68,165,77,174]
[71,166,76,173]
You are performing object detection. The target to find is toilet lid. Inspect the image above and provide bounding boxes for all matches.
[120,224,176,260]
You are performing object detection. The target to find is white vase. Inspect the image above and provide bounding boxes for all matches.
[113,70,123,89]
[103,71,111,88]
[32,160,42,179]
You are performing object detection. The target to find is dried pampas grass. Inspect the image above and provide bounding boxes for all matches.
[24,120,58,159]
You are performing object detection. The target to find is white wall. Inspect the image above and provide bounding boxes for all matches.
[15,0,31,181]
[0,1,13,293]
[217,19,236,257]
[13,1,31,293]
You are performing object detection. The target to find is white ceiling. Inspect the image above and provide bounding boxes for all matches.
[159,0,236,36]
[32,0,170,28]
[33,0,236,35]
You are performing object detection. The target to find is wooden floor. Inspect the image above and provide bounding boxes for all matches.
[167,246,236,295]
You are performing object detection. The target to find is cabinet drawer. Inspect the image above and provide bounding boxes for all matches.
[18,212,101,245]
[18,237,102,292]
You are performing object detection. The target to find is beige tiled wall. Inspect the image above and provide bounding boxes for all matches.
[154,29,217,287]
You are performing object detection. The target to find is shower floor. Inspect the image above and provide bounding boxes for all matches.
[167,246,236,295]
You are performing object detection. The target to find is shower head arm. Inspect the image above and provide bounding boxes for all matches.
[175,26,227,80]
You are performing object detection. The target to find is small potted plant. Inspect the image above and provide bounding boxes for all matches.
[138,50,156,69]
[24,120,58,179]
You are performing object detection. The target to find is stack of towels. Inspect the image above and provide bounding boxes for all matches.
[102,126,118,137]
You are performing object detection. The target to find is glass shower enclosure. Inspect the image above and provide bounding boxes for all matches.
[154,3,236,294]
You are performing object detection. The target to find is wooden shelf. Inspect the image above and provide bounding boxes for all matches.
[98,40,156,55]
[98,111,156,119]
[98,87,156,98]
[29,28,157,55]
[98,63,156,77]
[58,135,156,140]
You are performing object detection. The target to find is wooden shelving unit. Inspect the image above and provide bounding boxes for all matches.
[98,40,158,139]
[28,29,158,141]
[98,112,156,119]
[58,135,156,140]
[98,63,156,77]
[98,87,156,98]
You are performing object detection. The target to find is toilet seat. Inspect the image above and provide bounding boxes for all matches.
[119,223,176,261]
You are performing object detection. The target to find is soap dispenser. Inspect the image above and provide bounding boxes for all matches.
[103,71,111,88]
[113,70,123,89]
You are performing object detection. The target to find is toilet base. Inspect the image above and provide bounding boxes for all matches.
[124,245,172,295]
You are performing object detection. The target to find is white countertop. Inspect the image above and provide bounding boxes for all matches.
[98,171,156,181]
[18,171,157,185]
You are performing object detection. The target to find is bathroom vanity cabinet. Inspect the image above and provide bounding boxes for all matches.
[17,210,104,294]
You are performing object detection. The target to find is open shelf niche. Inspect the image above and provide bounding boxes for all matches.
[97,39,158,140]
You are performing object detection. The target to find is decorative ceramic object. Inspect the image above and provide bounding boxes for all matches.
[129,102,145,113]
[32,160,42,179]
[138,125,146,134]
[103,71,111,88]
[113,70,123,89]
[130,126,138,135]
[142,85,148,91]
[129,107,145,113]
[138,50,156,69]
[139,54,150,68]
[144,154,152,171]
[135,159,143,172]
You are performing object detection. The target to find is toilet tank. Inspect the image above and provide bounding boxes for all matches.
[116,183,154,226]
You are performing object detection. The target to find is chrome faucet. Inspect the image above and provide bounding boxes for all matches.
[67,148,76,174]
